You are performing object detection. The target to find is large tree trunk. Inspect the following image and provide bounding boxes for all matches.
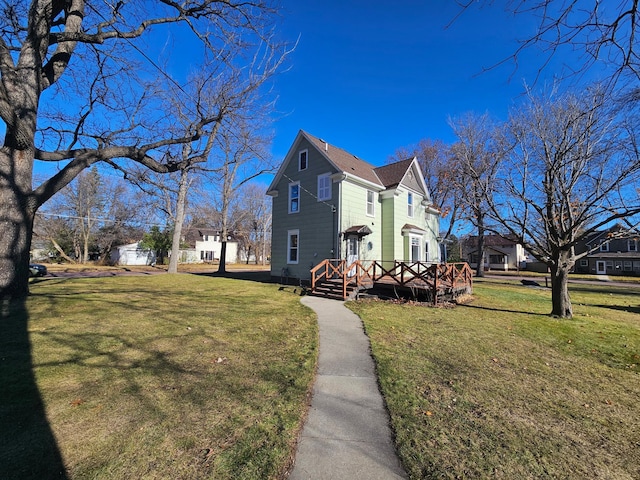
[549,249,575,318]
[168,169,189,274]
[218,240,227,274]
[476,217,485,278]
[0,149,37,302]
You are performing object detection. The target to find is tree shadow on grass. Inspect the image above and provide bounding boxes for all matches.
[459,303,548,316]
[0,298,68,479]
[194,269,273,284]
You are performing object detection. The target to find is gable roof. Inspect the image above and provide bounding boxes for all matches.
[267,130,431,198]
[374,159,413,189]
[304,132,383,186]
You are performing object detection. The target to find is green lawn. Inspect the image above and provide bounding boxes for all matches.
[348,280,640,480]
[1,274,317,479]
[4,271,639,479]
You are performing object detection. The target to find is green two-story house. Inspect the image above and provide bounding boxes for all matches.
[267,130,440,283]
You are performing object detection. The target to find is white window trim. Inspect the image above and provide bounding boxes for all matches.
[366,190,375,217]
[287,229,299,264]
[600,241,609,252]
[628,239,637,252]
[407,192,414,218]
[298,149,308,171]
[288,182,300,214]
[317,173,331,201]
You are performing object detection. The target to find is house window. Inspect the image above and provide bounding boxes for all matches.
[411,237,420,262]
[489,254,505,264]
[628,239,637,252]
[317,173,331,201]
[298,150,308,171]
[287,230,299,264]
[366,190,374,216]
[624,261,632,271]
[425,242,429,262]
[289,182,300,214]
[201,250,215,261]
[580,259,588,267]
[407,192,414,217]
[600,241,609,252]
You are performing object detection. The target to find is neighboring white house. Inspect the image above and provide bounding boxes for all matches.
[110,242,156,266]
[181,228,238,264]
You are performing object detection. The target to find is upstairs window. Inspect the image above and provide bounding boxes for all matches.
[298,150,308,171]
[407,192,414,217]
[366,190,374,216]
[318,173,331,201]
[628,239,638,252]
[289,182,300,214]
[600,241,609,252]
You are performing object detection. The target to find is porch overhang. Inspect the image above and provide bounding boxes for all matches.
[343,225,373,237]
[401,224,426,236]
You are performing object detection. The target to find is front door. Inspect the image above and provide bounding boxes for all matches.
[346,236,358,277]
[596,261,606,274]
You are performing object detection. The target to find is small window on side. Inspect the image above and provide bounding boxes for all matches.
[299,150,308,171]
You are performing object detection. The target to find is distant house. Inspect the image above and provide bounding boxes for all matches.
[110,242,156,266]
[180,228,238,264]
[574,225,640,275]
[461,234,531,271]
[266,130,441,283]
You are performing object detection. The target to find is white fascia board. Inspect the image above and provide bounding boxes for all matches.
[342,172,384,191]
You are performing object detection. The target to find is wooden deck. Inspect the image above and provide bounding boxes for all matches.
[310,259,473,304]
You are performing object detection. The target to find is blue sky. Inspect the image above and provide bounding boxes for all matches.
[268,1,568,165]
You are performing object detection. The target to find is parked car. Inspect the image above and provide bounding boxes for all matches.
[29,264,48,277]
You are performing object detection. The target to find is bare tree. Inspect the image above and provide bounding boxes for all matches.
[59,166,104,262]
[232,184,272,264]
[460,1,640,86]
[211,122,272,273]
[449,112,502,277]
[0,0,284,300]
[486,85,640,318]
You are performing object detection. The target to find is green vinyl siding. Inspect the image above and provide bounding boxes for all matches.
[339,181,382,262]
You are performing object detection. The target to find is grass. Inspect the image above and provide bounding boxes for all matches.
[1,273,317,479]
[347,280,640,479]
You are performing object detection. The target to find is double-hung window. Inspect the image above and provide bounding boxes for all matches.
[287,230,299,264]
[366,190,374,216]
[317,173,331,201]
[600,241,609,252]
[298,150,308,171]
[407,192,414,217]
[289,182,300,214]
[628,239,638,252]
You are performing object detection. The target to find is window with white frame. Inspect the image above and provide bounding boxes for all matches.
[600,241,609,252]
[628,239,637,252]
[580,259,588,267]
[317,173,331,201]
[407,192,414,217]
[366,190,374,216]
[298,150,308,171]
[288,182,300,214]
[287,230,299,264]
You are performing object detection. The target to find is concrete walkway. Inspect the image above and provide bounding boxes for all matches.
[289,296,407,480]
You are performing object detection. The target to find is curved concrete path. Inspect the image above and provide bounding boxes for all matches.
[289,296,407,480]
